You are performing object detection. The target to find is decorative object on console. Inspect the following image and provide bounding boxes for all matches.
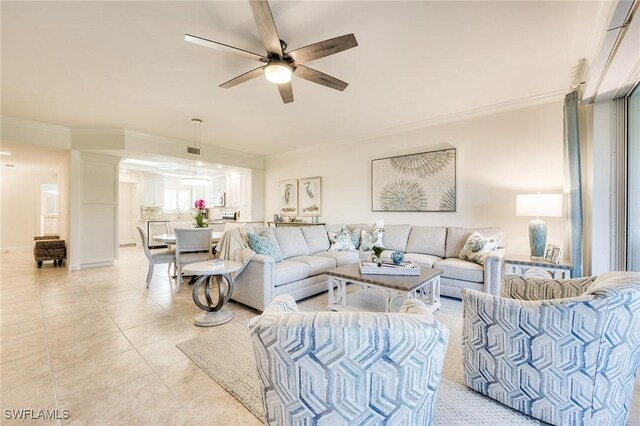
[516,193,563,258]
[298,176,322,217]
[372,148,456,212]
[193,199,208,228]
[278,180,298,216]
[391,250,405,265]
[459,231,501,266]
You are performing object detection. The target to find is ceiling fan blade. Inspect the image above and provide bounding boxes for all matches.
[277,82,294,104]
[219,66,266,89]
[294,65,348,91]
[185,34,266,61]
[288,34,358,64]
[249,0,284,58]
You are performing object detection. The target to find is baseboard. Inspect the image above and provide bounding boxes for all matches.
[69,260,114,271]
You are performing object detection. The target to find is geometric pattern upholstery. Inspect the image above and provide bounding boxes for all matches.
[463,272,640,425]
[249,295,449,425]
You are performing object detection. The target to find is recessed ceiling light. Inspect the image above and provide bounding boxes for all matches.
[216,165,222,169]
[121,169,128,173]
[196,161,203,166]
[0,152,11,156]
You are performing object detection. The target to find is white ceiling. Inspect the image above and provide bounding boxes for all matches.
[1,1,609,157]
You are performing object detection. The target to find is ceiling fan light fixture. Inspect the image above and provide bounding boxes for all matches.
[264,61,293,84]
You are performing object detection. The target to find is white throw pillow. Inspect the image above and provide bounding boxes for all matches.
[360,228,385,251]
[459,231,500,265]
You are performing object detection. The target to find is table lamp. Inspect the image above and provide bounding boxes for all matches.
[516,193,563,258]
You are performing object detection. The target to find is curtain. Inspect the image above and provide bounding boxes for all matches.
[563,91,583,277]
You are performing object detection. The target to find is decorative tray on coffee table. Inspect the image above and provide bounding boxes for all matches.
[359,260,421,276]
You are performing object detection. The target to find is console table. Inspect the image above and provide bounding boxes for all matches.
[267,222,326,227]
[504,254,573,279]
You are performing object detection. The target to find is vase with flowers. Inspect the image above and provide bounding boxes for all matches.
[193,199,208,228]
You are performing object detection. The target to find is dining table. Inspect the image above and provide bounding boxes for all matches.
[152,231,225,246]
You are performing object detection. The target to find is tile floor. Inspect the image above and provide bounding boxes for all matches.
[1,247,639,425]
[1,247,262,425]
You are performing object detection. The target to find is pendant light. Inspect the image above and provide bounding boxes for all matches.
[181,118,212,186]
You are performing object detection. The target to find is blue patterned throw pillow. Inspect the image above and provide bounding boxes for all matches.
[459,231,500,265]
[328,229,356,251]
[247,232,283,262]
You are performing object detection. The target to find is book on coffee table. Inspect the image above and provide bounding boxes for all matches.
[359,260,421,276]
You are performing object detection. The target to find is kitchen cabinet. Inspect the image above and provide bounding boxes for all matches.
[212,176,226,193]
[143,175,164,207]
[226,173,251,219]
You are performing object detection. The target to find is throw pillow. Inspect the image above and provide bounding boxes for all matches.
[459,231,500,266]
[360,228,385,251]
[247,231,283,262]
[328,229,356,251]
[350,227,361,249]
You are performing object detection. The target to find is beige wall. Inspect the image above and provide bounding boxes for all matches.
[1,167,60,249]
[265,101,566,254]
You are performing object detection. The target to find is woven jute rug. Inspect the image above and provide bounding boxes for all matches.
[177,295,539,425]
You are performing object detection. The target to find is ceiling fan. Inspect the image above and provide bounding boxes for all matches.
[185,0,358,104]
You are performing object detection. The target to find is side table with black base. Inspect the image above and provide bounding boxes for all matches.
[182,260,243,327]
[504,254,573,279]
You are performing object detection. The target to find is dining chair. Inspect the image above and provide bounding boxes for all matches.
[148,221,171,249]
[175,228,214,292]
[137,226,176,288]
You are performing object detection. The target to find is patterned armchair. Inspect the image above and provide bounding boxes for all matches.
[462,272,640,425]
[249,295,449,425]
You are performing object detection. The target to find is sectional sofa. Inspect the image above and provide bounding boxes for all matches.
[231,224,506,312]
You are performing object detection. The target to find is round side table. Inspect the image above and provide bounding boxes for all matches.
[182,260,243,327]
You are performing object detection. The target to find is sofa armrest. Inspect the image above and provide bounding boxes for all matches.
[231,254,276,312]
[483,248,506,296]
[501,273,596,300]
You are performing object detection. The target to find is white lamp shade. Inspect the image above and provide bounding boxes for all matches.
[516,194,563,217]
[264,62,293,84]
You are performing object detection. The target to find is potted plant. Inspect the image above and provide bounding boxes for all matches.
[371,245,384,266]
[193,199,208,228]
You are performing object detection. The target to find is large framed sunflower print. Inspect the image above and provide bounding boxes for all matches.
[372,148,456,212]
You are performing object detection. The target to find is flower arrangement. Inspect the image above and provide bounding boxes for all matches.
[193,199,208,228]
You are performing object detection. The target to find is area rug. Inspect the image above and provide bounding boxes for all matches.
[177,296,540,425]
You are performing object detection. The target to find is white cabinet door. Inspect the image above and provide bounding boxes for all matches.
[212,176,226,193]
[143,175,164,207]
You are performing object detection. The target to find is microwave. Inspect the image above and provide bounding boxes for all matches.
[211,193,225,207]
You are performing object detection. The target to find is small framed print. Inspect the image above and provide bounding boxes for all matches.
[544,244,561,264]
[298,176,322,217]
[279,180,298,216]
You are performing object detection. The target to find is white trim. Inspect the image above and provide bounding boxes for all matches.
[1,115,71,135]
[266,90,566,160]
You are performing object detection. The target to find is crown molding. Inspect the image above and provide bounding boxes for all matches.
[1,115,71,135]
[266,89,566,160]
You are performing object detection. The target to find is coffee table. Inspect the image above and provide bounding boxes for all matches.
[325,263,442,313]
[182,260,243,326]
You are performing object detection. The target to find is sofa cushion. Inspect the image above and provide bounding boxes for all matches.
[445,227,504,259]
[275,260,310,287]
[434,258,484,283]
[315,251,360,267]
[382,224,412,252]
[404,253,443,268]
[247,230,283,262]
[406,226,447,258]
[301,226,330,254]
[288,255,337,276]
[274,227,310,259]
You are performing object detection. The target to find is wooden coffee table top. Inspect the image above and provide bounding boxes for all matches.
[326,263,442,292]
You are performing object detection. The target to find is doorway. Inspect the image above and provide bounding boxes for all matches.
[118,182,137,246]
[40,183,59,236]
